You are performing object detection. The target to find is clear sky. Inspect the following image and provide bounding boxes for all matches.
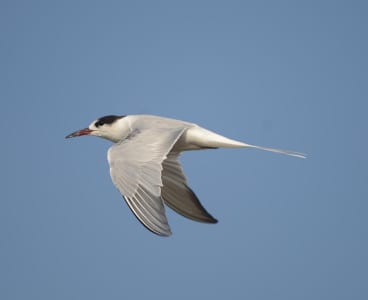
[1,1,367,299]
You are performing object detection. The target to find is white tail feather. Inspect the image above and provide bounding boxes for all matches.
[183,126,306,158]
[246,144,306,159]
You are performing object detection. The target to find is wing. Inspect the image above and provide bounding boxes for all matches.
[161,153,218,223]
[108,127,186,236]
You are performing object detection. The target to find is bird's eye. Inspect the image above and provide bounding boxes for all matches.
[95,121,104,128]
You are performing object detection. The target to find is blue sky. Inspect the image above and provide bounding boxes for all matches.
[1,1,367,299]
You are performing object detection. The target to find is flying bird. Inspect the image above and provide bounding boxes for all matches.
[66,114,305,236]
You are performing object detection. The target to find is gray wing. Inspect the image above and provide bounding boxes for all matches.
[161,153,218,223]
[107,127,186,236]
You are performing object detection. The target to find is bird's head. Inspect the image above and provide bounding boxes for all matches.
[65,115,128,142]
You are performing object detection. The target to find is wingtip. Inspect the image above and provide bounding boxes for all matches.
[210,217,218,224]
[158,225,172,237]
[142,222,172,237]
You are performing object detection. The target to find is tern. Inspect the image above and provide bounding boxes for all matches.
[66,114,305,236]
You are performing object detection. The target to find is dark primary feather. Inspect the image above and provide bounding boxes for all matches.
[161,153,218,223]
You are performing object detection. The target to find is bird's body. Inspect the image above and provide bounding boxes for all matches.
[66,114,305,236]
